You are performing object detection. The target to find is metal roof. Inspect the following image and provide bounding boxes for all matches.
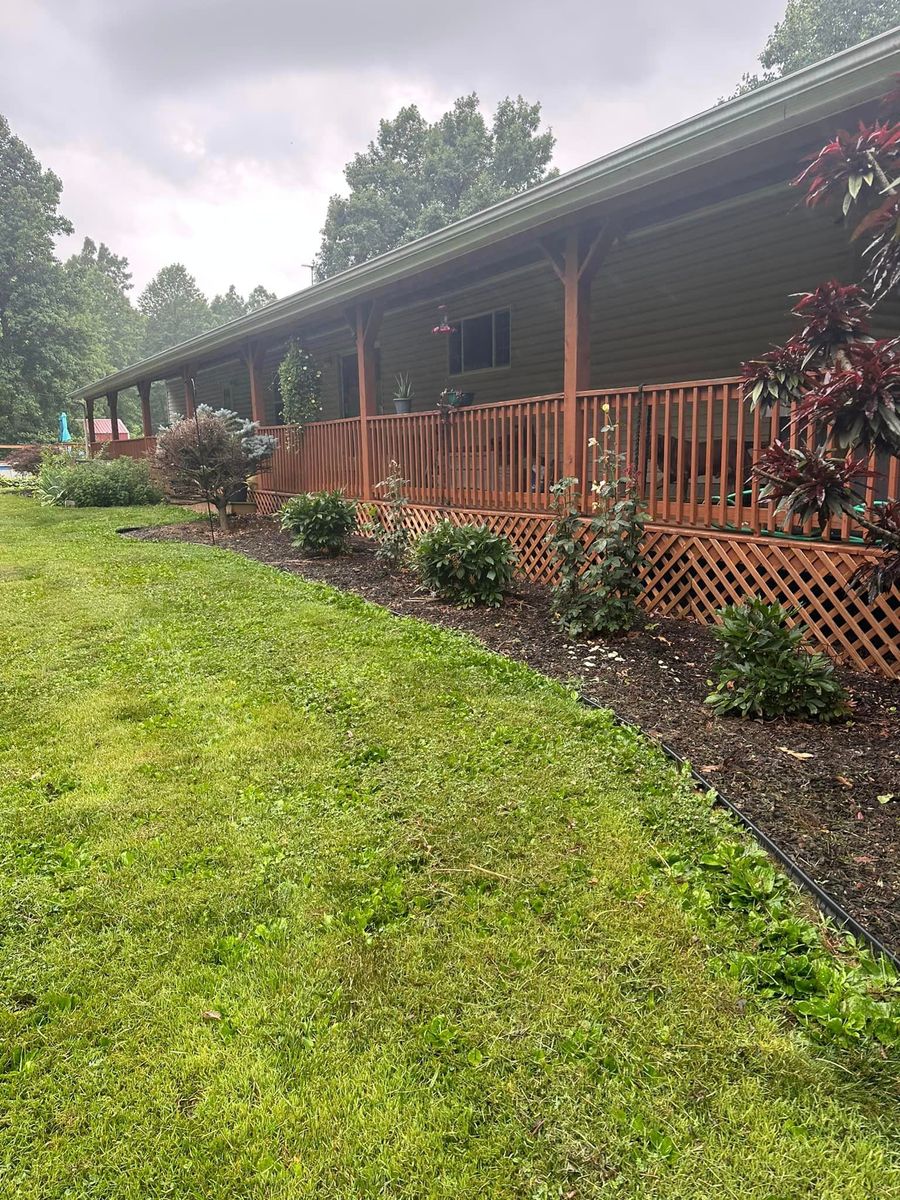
[73,27,900,401]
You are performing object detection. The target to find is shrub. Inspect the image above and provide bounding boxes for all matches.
[277,341,322,426]
[280,490,357,556]
[705,599,849,721]
[155,407,276,530]
[362,462,411,569]
[413,520,515,607]
[36,455,163,508]
[6,444,42,475]
[547,424,647,639]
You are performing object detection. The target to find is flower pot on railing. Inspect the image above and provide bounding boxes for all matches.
[394,398,412,414]
[440,388,473,410]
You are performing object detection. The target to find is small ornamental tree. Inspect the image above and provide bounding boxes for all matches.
[743,87,900,600]
[277,341,322,427]
[155,406,276,530]
[362,461,412,569]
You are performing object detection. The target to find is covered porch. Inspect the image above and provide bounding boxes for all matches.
[72,34,900,676]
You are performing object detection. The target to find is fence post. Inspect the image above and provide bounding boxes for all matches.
[245,342,267,425]
[542,222,620,485]
[562,231,588,480]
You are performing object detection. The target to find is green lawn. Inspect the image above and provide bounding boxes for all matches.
[0,497,896,1198]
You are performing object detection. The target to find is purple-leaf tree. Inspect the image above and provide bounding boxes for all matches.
[155,406,276,531]
[743,89,900,601]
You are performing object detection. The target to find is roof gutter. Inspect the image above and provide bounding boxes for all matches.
[72,27,900,401]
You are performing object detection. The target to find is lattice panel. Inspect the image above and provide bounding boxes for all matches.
[254,490,282,516]
[640,527,899,675]
[366,503,558,582]
[254,491,898,677]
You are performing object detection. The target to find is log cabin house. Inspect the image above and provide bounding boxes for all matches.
[73,31,900,675]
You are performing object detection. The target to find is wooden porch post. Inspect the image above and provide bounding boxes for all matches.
[354,301,383,502]
[543,222,620,482]
[182,368,196,419]
[245,343,267,425]
[85,397,96,450]
[138,380,153,438]
[107,391,120,440]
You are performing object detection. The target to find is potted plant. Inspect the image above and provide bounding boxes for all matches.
[440,387,471,409]
[393,373,414,414]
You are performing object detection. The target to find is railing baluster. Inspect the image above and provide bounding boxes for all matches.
[689,386,700,527]
[700,388,713,528]
[718,386,730,530]
[734,384,747,532]
[661,389,672,524]
[648,395,659,520]
[749,393,762,535]
[674,388,685,525]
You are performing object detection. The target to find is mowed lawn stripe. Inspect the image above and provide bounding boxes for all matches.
[0,498,895,1198]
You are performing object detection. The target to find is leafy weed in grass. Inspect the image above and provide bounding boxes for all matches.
[650,812,899,1049]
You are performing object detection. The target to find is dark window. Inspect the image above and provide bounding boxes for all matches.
[340,350,381,415]
[448,308,511,375]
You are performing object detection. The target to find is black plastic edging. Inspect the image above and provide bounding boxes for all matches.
[580,694,900,970]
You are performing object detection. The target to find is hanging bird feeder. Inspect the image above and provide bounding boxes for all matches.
[432,304,455,335]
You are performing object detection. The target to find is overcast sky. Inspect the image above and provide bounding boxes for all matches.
[1,1,786,301]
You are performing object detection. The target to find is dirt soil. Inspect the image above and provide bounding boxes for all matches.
[127,515,900,955]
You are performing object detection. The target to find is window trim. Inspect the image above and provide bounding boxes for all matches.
[448,307,511,376]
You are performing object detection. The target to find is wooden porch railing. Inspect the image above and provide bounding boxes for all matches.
[258,419,361,499]
[240,377,899,544]
[580,380,899,539]
[91,437,157,459]
[369,394,565,511]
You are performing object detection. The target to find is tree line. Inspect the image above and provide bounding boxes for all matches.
[0,115,277,441]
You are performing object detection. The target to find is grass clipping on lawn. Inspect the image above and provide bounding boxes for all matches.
[0,497,896,1199]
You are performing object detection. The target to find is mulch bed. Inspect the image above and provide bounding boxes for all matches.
[127,515,900,955]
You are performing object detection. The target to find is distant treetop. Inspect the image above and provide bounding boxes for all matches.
[732,0,900,97]
[315,93,556,280]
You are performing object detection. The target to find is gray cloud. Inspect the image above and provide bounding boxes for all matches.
[0,0,785,296]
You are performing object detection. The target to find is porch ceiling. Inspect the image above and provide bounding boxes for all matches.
[73,27,900,402]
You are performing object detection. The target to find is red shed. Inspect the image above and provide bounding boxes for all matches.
[86,418,129,442]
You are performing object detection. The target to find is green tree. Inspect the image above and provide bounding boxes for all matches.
[247,284,276,311]
[64,238,145,430]
[316,94,556,278]
[138,264,212,355]
[209,283,277,325]
[733,0,900,95]
[209,284,247,325]
[0,114,88,441]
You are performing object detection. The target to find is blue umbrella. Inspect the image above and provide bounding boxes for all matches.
[58,411,72,443]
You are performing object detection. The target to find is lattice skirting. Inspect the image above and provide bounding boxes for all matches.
[253,491,899,677]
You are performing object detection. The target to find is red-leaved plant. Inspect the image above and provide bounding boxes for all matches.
[744,86,900,602]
